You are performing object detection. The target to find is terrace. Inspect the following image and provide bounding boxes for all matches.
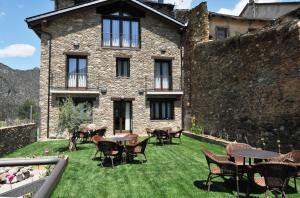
[1,135,299,197]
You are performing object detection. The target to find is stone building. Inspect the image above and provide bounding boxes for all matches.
[26,0,185,138]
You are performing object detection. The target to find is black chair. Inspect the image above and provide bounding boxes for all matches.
[98,140,123,168]
[126,138,150,163]
[154,130,170,145]
[249,162,297,197]
[93,127,107,137]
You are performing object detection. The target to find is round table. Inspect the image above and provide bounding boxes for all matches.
[231,148,280,165]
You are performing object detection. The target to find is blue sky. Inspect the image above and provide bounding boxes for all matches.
[0,0,298,70]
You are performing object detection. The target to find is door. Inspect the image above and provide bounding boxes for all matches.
[114,101,132,134]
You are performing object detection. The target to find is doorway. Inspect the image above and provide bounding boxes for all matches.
[113,101,132,134]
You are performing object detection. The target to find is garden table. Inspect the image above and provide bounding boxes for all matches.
[231,148,280,165]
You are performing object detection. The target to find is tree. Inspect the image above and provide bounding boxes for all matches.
[57,97,91,151]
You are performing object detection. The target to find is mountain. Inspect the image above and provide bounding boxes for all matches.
[0,63,39,120]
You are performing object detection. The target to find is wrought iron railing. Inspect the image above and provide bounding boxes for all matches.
[102,33,140,48]
[145,75,182,92]
[50,72,100,90]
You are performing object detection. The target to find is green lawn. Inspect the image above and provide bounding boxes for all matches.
[4,136,300,198]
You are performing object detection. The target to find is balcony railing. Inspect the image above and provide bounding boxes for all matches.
[50,72,100,90]
[145,76,182,92]
[102,33,140,48]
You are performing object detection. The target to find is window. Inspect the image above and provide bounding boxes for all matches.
[150,100,174,120]
[154,60,172,90]
[102,12,140,48]
[67,56,87,88]
[116,58,130,77]
[216,27,229,40]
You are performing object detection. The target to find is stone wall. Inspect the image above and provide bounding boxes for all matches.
[0,124,37,157]
[39,7,183,138]
[185,17,300,152]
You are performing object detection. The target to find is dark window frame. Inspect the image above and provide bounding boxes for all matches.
[116,58,130,77]
[154,59,173,91]
[215,26,229,40]
[101,12,141,48]
[150,100,175,120]
[66,55,88,89]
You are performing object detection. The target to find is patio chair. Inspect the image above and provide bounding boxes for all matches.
[154,129,170,145]
[91,135,103,159]
[270,150,300,191]
[126,138,150,163]
[126,134,139,145]
[94,127,107,137]
[202,148,240,197]
[226,143,253,165]
[98,140,123,168]
[249,162,297,197]
[79,129,90,143]
[169,129,183,144]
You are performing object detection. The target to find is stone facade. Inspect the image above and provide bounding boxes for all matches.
[39,7,183,138]
[0,124,37,157]
[184,15,300,152]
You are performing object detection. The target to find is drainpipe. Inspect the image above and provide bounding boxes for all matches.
[180,29,184,130]
[30,26,52,139]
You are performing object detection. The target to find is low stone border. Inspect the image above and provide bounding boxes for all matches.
[183,131,232,147]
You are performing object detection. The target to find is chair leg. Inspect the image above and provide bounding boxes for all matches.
[236,176,239,198]
[180,138,182,144]
[143,153,147,162]
[110,157,114,168]
[206,172,211,191]
[93,150,99,159]
[294,177,297,192]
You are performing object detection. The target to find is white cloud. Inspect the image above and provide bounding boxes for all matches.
[0,11,5,17]
[165,0,193,9]
[0,44,36,58]
[218,0,291,16]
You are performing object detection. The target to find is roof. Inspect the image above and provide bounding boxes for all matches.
[26,0,185,29]
[209,12,272,22]
[239,1,300,17]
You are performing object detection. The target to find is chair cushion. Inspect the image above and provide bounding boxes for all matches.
[210,167,221,174]
[254,176,266,187]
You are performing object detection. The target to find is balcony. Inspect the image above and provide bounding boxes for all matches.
[145,76,183,97]
[50,72,100,95]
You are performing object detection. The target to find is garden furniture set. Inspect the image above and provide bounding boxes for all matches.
[146,128,183,145]
[202,143,300,197]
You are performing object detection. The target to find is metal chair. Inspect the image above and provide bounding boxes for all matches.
[126,134,139,145]
[153,129,170,145]
[202,148,240,197]
[250,162,297,198]
[91,135,103,159]
[226,143,253,165]
[169,129,183,144]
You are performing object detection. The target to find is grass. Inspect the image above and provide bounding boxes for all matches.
[4,136,300,198]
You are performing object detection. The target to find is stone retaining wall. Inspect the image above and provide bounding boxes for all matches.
[184,15,300,152]
[0,124,37,157]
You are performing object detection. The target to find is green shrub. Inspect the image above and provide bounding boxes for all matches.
[191,116,204,134]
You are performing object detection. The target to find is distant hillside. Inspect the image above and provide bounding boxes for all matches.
[0,63,39,120]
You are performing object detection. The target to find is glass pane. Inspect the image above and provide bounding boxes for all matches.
[131,21,139,48]
[155,102,160,119]
[68,58,77,87]
[78,59,87,74]
[162,62,170,89]
[103,19,111,46]
[123,60,128,76]
[117,60,122,76]
[155,62,161,89]
[122,21,130,47]
[112,20,120,47]
[167,102,172,119]
[161,102,166,119]
[78,58,87,87]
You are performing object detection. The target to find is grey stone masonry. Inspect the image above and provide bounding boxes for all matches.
[39,8,183,138]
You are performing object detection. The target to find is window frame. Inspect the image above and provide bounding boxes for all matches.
[150,100,175,120]
[154,59,173,91]
[215,26,229,40]
[116,58,130,77]
[66,55,88,89]
[101,12,141,48]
